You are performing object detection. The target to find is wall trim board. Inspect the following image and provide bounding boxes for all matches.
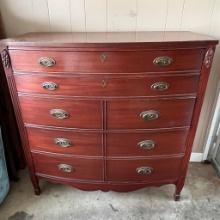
[190,153,203,162]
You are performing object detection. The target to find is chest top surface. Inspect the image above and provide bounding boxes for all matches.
[3,31,218,48]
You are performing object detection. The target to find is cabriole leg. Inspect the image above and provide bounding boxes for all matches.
[174,178,185,201]
[31,175,41,195]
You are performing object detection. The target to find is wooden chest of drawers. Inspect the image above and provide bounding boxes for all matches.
[1,32,218,200]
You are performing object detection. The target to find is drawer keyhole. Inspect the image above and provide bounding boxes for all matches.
[101,79,107,88]
[100,53,108,63]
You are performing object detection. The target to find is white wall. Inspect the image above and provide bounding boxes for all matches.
[1,0,220,153]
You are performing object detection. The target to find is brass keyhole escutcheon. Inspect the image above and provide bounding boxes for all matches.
[100,53,108,63]
[101,79,107,88]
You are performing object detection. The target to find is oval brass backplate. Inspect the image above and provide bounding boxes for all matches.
[38,57,56,67]
[151,82,170,91]
[42,82,58,91]
[54,138,73,148]
[138,140,155,150]
[50,109,69,119]
[140,110,160,121]
[136,166,153,175]
[153,56,173,67]
[58,164,74,173]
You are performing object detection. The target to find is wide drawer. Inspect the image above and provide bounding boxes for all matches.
[14,73,200,97]
[107,129,188,157]
[33,152,103,181]
[107,98,195,129]
[27,127,102,156]
[10,49,204,73]
[18,96,102,129]
[106,157,182,182]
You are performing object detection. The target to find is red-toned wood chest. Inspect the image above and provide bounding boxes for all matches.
[1,32,218,200]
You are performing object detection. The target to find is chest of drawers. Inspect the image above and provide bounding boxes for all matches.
[1,32,218,200]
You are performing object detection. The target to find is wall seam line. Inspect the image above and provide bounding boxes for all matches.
[45,0,51,31]
[84,0,87,32]
[179,0,186,31]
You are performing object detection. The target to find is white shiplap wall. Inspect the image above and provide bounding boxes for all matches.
[0,0,220,153]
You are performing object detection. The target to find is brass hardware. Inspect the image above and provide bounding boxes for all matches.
[100,53,107,63]
[140,110,160,121]
[101,79,107,88]
[58,164,74,173]
[138,140,155,150]
[50,109,69,119]
[136,166,153,175]
[38,57,56,67]
[42,82,58,91]
[54,138,72,148]
[151,82,170,91]
[153,56,173,67]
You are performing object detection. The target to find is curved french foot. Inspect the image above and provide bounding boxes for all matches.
[34,187,41,196]
[174,193,181,201]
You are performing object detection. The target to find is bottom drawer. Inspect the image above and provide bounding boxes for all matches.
[32,153,103,181]
[107,157,182,182]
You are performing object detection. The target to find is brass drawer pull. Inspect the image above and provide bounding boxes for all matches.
[151,82,170,91]
[58,164,74,173]
[42,82,58,91]
[138,140,155,150]
[140,110,160,121]
[153,56,173,67]
[54,138,72,148]
[38,57,56,67]
[50,109,69,119]
[136,166,153,175]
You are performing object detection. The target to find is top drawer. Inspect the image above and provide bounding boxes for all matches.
[9,49,204,73]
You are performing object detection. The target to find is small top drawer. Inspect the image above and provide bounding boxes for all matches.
[10,49,204,73]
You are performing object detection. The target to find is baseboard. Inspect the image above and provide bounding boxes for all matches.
[190,153,203,162]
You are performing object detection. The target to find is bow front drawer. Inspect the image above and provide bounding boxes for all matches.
[107,157,182,182]
[27,127,102,156]
[107,129,188,157]
[10,49,204,73]
[107,98,195,129]
[14,73,199,97]
[33,152,103,181]
[18,96,102,129]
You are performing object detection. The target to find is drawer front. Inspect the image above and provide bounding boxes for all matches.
[27,127,102,156]
[15,74,199,97]
[33,153,103,181]
[107,157,182,182]
[107,98,195,129]
[107,129,188,157]
[18,96,102,129]
[10,49,204,73]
